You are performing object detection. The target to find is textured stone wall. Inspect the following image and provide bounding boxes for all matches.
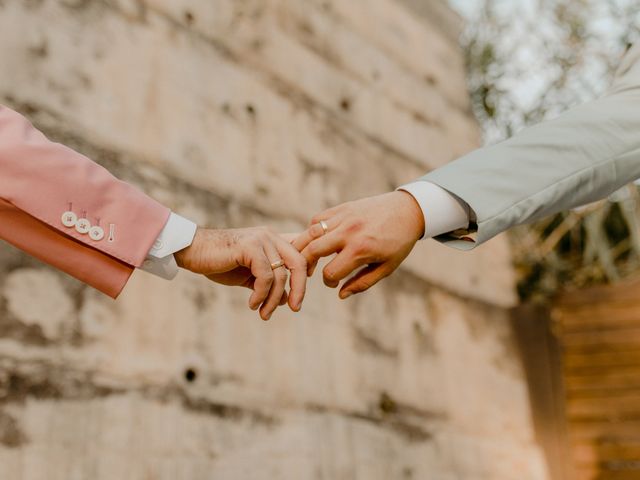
[0,0,548,478]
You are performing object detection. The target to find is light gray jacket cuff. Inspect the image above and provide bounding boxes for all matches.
[398,181,471,239]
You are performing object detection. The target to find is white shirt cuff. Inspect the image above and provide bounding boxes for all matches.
[398,181,471,239]
[139,212,198,280]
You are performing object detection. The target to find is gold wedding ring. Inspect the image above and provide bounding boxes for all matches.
[319,220,329,235]
[270,259,285,270]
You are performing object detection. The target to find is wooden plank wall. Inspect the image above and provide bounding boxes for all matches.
[553,279,640,480]
[512,305,572,480]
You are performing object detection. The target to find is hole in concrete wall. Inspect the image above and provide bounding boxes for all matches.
[0,411,28,448]
[184,10,195,25]
[28,40,48,59]
[245,104,256,116]
[298,20,314,36]
[340,98,351,112]
[379,391,397,414]
[184,368,197,383]
[251,39,265,52]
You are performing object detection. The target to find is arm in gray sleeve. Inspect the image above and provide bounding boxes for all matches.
[416,44,640,250]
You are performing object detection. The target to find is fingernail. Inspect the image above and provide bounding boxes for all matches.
[341,291,353,299]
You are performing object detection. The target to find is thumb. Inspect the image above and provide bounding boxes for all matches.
[339,263,392,299]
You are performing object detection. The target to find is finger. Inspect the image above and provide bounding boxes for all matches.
[246,244,275,311]
[310,204,344,226]
[301,229,345,276]
[290,219,332,253]
[260,243,289,321]
[290,229,312,253]
[280,233,299,244]
[322,246,368,288]
[205,269,255,289]
[307,259,319,278]
[274,236,308,312]
[279,291,288,306]
[339,263,393,299]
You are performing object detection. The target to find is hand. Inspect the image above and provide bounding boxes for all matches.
[292,191,424,299]
[175,227,307,320]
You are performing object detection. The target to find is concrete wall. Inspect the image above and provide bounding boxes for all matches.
[0,0,548,478]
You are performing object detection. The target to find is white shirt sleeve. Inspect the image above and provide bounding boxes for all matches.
[398,181,471,239]
[139,212,198,280]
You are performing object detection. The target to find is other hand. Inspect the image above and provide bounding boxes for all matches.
[292,191,424,299]
[175,227,307,320]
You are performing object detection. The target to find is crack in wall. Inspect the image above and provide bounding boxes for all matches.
[0,358,278,428]
[0,357,448,445]
[352,324,399,358]
[306,390,446,444]
[0,313,51,347]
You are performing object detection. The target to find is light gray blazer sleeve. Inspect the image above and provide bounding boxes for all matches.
[418,44,640,250]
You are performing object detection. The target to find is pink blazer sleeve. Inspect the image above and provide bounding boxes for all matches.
[0,105,170,298]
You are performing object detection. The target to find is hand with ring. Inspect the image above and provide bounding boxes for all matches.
[175,227,307,320]
[291,192,425,299]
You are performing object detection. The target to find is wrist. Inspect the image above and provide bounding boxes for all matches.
[395,191,425,241]
[175,227,202,269]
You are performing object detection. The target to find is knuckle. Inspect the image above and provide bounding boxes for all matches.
[310,214,323,226]
[307,242,319,257]
[247,235,262,248]
[324,268,337,282]
[258,229,270,241]
[262,270,275,283]
[353,238,373,257]
[345,219,364,235]
[309,224,323,238]
[250,226,268,239]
